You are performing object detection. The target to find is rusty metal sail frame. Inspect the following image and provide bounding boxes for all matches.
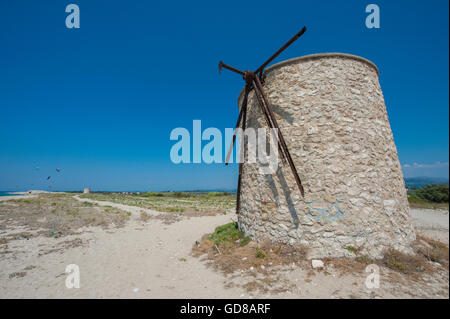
[219,27,307,214]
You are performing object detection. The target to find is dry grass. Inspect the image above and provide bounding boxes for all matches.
[414,235,449,265]
[38,238,86,256]
[146,210,218,225]
[380,236,448,276]
[192,223,308,275]
[9,272,27,279]
[0,194,130,242]
[324,234,449,279]
[324,256,373,275]
[240,276,296,294]
[193,225,449,293]
[194,227,448,278]
[139,211,151,222]
[81,192,236,215]
[191,223,449,297]
[328,236,449,277]
[382,249,426,274]
[242,281,268,293]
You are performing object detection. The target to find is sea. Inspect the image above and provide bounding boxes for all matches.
[0,191,21,197]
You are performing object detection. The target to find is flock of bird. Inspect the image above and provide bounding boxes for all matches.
[33,167,62,190]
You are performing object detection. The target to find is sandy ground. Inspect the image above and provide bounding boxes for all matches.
[0,196,448,299]
[0,195,36,201]
[410,209,449,244]
[73,195,161,217]
[0,190,50,201]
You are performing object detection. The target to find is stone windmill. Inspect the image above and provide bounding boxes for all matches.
[219,27,416,258]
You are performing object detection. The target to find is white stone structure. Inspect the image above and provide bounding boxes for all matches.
[83,188,90,194]
[237,53,416,259]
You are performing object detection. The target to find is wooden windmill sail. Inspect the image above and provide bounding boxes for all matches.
[219,27,307,214]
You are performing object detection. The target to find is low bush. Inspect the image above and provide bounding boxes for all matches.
[383,249,425,274]
[208,222,244,246]
[415,184,449,203]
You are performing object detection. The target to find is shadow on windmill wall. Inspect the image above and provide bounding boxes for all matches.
[264,168,300,228]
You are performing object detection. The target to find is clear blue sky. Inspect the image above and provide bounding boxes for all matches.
[0,0,448,191]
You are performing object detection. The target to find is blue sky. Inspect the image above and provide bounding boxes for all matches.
[0,0,448,191]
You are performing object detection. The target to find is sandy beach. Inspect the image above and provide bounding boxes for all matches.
[0,193,448,298]
[0,195,36,201]
[0,190,50,202]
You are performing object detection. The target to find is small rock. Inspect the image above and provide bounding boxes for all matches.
[311,259,324,269]
[133,288,139,293]
[429,261,441,267]
[260,265,265,270]
[419,240,432,250]
[242,257,247,261]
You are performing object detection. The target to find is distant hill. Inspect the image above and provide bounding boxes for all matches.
[404,177,449,188]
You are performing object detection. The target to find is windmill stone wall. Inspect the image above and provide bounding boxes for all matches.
[237,53,416,259]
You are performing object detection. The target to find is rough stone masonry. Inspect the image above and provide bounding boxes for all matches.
[237,53,416,259]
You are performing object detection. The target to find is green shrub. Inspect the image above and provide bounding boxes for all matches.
[207,192,231,197]
[142,192,164,197]
[415,184,449,203]
[240,236,251,247]
[171,192,192,198]
[383,249,425,274]
[166,206,185,212]
[255,247,265,259]
[355,255,373,264]
[208,222,244,246]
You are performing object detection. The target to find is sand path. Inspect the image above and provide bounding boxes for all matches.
[0,210,243,298]
[0,198,448,299]
[73,195,161,217]
[0,195,36,201]
[409,208,449,244]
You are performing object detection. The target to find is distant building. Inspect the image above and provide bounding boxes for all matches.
[83,188,90,194]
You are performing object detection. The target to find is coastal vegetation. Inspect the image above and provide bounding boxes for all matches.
[81,191,236,215]
[0,193,129,244]
[408,184,449,210]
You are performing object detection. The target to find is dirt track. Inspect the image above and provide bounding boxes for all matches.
[409,209,449,244]
[0,196,448,298]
